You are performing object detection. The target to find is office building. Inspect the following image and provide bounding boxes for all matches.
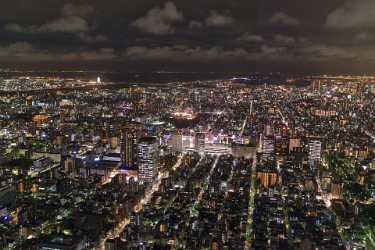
[308,140,322,166]
[137,137,159,184]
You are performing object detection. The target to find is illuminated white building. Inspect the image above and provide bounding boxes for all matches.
[308,140,322,166]
[137,137,159,184]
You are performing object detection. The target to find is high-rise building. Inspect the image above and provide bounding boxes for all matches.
[137,137,159,184]
[249,100,254,114]
[121,122,143,168]
[261,135,274,161]
[308,140,322,166]
[121,129,136,167]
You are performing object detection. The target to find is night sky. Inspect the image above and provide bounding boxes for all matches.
[1,0,375,73]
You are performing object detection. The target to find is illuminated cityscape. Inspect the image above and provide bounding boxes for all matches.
[0,0,375,249]
[0,73,373,250]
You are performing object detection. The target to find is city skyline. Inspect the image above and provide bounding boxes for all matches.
[0,74,373,249]
[0,1,374,250]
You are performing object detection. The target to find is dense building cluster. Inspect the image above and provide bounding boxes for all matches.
[0,74,373,249]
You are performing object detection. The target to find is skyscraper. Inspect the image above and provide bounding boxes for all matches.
[121,129,136,167]
[137,137,159,184]
[260,134,275,161]
[121,122,143,168]
[308,140,322,166]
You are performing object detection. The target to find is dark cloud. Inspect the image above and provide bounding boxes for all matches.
[297,44,356,61]
[0,42,116,62]
[5,3,93,34]
[0,0,375,73]
[273,34,296,46]
[5,24,24,33]
[326,0,375,29]
[268,12,299,26]
[189,21,203,29]
[205,11,234,27]
[0,42,35,58]
[78,33,108,43]
[37,16,90,33]
[124,46,248,63]
[61,3,94,17]
[131,1,184,35]
[356,32,371,41]
[237,34,264,43]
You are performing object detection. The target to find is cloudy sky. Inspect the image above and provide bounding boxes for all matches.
[1,0,375,73]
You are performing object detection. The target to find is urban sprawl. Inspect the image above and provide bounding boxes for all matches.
[0,74,374,250]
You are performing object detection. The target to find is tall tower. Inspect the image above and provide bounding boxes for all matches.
[121,122,143,168]
[121,129,135,167]
[308,140,321,167]
[137,137,159,184]
[250,100,254,115]
[261,136,275,161]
